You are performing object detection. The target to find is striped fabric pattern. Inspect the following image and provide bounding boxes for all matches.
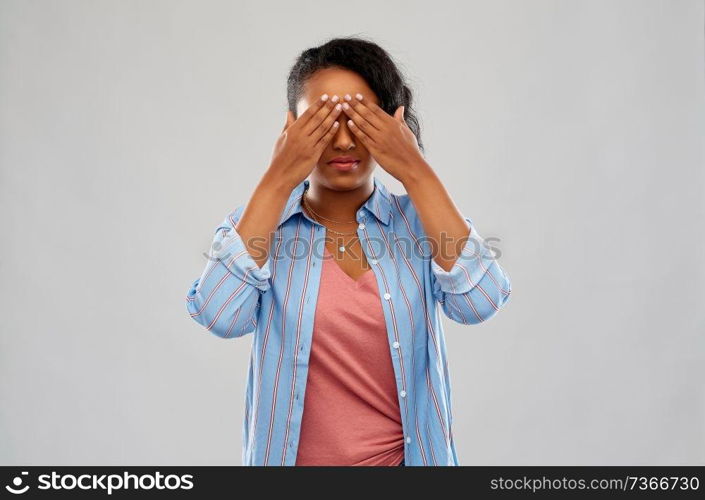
[185,176,512,466]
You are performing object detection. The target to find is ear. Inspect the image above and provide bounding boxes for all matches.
[394,105,406,124]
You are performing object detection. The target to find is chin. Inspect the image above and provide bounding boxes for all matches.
[311,169,368,193]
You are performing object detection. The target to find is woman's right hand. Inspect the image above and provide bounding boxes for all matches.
[268,93,343,189]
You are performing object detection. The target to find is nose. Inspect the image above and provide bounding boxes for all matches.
[331,118,356,150]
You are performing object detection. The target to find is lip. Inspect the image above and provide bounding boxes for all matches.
[327,156,359,164]
[327,160,360,171]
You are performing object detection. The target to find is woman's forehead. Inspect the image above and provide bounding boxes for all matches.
[299,67,378,106]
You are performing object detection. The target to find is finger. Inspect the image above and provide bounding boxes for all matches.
[311,102,343,142]
[342,98,379,137]
[345,118,373,147]
[282,110,294,132]
[296,93,333,130]
[314,119,340,151]
[347,93,386,129]
[303,94,339,136]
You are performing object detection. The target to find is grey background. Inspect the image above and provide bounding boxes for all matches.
[1,0,703,465]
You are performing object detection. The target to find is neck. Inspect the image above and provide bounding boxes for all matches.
[303,179,374,223]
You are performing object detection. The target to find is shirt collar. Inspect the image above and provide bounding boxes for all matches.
[277,176,393,227]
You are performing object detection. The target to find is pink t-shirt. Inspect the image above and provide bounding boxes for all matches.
[295,245,405,466]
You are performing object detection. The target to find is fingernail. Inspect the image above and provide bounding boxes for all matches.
[321,94,329,101]
[342,102,349,110]
[355,93,363,100]
[344,94,351,101]
[331,95,339,103]
[335,103,342,111]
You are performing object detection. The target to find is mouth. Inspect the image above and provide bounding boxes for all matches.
[327,158,360,171]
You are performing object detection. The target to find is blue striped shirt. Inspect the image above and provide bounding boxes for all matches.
[185,176,512,466]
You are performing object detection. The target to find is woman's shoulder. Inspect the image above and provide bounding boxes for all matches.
[391,191,414,213]
[390,192,422,228]
[385,192,433,245]
[391,191,474,227]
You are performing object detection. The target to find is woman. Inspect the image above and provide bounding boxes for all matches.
[185,37,512,466]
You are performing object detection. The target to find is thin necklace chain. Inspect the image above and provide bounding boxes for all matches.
[302,186,357,224]
[302,187,360,255]
[302,187,358,236]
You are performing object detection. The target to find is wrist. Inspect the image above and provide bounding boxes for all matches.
[401,158,435,188]
[262,166,299,194]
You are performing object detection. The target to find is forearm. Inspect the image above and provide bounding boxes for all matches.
[235,168,296,269]
[401,161,471,272]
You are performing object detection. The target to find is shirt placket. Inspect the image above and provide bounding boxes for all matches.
[287,219,324,465]
[356,210,413,460]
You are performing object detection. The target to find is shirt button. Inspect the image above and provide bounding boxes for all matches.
[383,292,391,300]
[406,436,411,444]
[392,341,400,349]
[400,390,407,398]
[358,223,366,230]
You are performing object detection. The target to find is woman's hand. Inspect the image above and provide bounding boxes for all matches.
[268,93,343,190]
[340,93,427,183]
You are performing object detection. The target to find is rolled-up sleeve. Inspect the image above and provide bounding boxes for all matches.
[431,216,512,324]
[185,205,271,338]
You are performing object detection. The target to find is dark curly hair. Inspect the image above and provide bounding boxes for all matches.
[286,35,425,154]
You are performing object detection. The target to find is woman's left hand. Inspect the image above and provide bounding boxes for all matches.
[341,93,427,183]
